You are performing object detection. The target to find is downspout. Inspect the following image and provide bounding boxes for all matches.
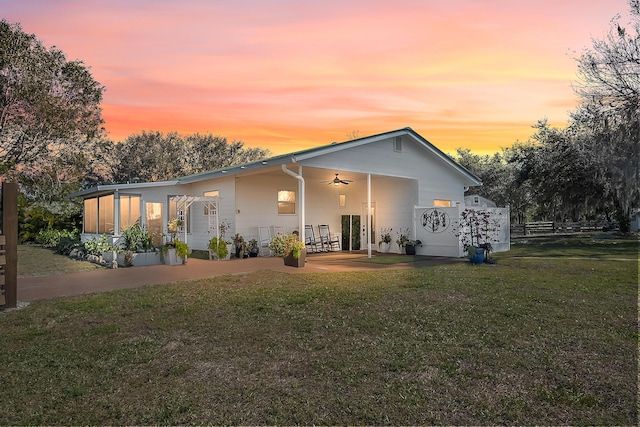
[367,173,372,258]
[281,163,305,245]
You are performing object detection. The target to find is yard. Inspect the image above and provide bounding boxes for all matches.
[0,236,638,425]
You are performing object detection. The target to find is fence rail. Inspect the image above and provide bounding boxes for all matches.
[511,221,611,236]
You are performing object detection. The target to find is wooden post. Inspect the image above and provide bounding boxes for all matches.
[2,182,18,308]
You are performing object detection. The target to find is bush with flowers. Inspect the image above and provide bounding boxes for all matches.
[269,232,306,258]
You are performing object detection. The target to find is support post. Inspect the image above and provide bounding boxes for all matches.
[281,164,305,245]
[2,182,18,308]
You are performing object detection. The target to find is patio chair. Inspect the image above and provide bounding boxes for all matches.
[272,225,285,237]
[304,224,321,253]
[258,226,273,256]
[318,224,341,252]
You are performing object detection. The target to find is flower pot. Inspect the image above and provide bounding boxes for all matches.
[249,248,259,257]
[284,249,306,268]
[405,244,416,255]
[164,248,183,265]
[470,247,485,264]
[378,242,391,253]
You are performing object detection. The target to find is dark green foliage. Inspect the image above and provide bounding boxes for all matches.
[119,222,154,252]
[107,131,271,183]
[33,228,81,255]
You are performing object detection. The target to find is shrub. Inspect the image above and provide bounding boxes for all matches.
[35,228,79,249]
[208,237,229,259]
[119,222,154,252]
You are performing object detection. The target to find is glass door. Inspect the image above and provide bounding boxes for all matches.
[145,202,164,247]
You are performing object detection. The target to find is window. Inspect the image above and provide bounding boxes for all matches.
[434,199,451,207]
[169,196,191,233]
[84,194,114,234]
[204,190,219,215]
[393,136,402,152]
[119,195,141,232]
[277,190,296,214]
[84,198,97,233]
[339,194,347,207]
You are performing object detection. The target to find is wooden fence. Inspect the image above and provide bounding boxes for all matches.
[511,221,610,236]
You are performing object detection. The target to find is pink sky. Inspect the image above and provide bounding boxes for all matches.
[2,0,629,155]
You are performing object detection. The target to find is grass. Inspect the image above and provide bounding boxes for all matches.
[17,244,104,277]
[0,238,637,425]
[354,254,428,264]
[505,234,638,259]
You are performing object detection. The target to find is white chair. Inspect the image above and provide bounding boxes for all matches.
[318,224,341,251]
[258,226,273,256]
[304,224,321,253]
[272,225,285,237]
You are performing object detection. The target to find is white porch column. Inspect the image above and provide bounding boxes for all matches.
[367,173,372,258]
[299,165,305,245]
[113,190,120,237]
[281,164,305,244]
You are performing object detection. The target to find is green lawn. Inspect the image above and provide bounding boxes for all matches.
[17,244,104,277]
[0,239,637,425]
[504,234,639,259]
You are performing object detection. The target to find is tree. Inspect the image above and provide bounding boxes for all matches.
[514,120,610,222]
[0,20,105,174]
[454,147,533,222]
[572,0,640,231]
[110,131,271,183]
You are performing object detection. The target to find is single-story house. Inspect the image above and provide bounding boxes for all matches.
[71,127,498,258]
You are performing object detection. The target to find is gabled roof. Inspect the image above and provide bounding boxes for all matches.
[71,127,481,198]
[177,127,482,185]
[69,179,181,198]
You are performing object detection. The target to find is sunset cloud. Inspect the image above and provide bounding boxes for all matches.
[2,0,628,154]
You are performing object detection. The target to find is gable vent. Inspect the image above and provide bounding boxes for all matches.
[393,136,402,152]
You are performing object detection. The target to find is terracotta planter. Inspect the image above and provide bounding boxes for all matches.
[284,249,306,268]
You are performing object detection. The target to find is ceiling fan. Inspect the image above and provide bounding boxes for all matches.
[325,173,353,186]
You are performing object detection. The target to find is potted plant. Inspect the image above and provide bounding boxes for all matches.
[269,232,306,268]
[467,244,484,264]
[247,239,259,257]
[161,239,189,265]
[208,236,230,260]
[378,228,393,253]
[232,233,246,259]
[167,217,184,245]
[404,239,422,255]
[174,240,190,263]
[395,228,410,253]
[116,222,162,266]
[454,208,501,264]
